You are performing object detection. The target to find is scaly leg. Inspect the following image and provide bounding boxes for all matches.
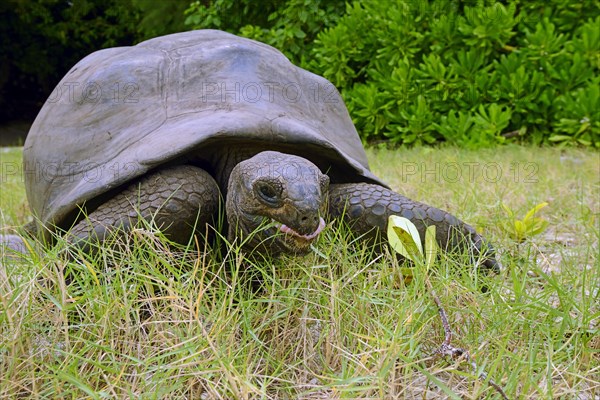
[328,183,500,272]
[68,165,220,250]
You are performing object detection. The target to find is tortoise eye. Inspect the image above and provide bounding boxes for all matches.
[255,180,283,206]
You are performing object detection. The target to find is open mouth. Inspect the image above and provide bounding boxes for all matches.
[275,217,326,242]
[245,216,326,254]
[263,217,326,247]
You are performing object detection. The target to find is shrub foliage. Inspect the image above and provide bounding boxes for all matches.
[186,0,599,148]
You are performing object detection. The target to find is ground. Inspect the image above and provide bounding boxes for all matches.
[0,144,598,399]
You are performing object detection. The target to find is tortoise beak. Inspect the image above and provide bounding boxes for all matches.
[278,216,325,240]
[282,198,323,235]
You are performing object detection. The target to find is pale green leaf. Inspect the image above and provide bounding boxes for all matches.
[391,226,423,262]
[501,202,514,218]
[514,220,526,240]
[528,219,549,236]
[425,225,438,268]
[387,215,424,262]
[523,202,548,222]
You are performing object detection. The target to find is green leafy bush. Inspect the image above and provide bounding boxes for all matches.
[185,0,599,148]
[310,1,599,147]
[185,0,345,64]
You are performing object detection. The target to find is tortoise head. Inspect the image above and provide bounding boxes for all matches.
[226,151,329,255]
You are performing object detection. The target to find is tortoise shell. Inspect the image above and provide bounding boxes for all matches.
[23,29,384,232]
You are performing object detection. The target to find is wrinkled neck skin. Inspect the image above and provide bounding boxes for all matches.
[225,151,329,256]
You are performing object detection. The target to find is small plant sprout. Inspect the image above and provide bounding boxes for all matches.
[501,201,549,242]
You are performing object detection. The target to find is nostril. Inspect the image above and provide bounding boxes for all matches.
[299,215,319,232]
[301,215,318,222]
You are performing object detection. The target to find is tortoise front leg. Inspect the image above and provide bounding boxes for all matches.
[68,165,220,251]
[328,183,500,273]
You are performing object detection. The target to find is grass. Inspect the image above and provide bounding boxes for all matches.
[0,145,598,399]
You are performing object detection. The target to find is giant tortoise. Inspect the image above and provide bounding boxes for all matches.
[14,30,498,271]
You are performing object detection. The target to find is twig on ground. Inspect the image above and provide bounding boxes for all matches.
[426,277,509,400]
